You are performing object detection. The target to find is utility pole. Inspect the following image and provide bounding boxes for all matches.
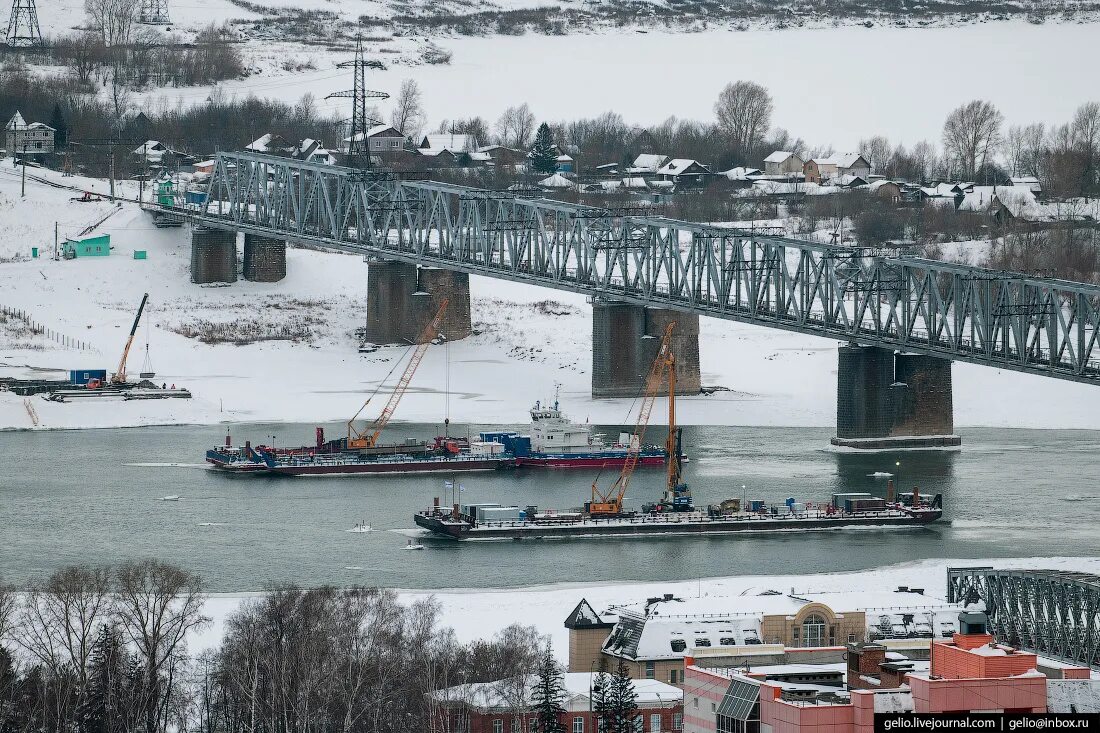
[20,141,26,197]
[109,149,115,200]
[326,31,389,169]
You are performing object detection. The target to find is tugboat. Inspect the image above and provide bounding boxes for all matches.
[479,388,668,469]
[413,322,944,541]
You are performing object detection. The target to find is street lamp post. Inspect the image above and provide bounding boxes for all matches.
[895,461,901,495]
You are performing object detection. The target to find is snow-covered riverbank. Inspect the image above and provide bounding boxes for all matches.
[4,163,1100,431]
[193,555,1100,657]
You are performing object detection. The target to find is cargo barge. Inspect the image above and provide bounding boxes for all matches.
[206,432,514,476]
[412,491,943,541]
[481,396,667,469]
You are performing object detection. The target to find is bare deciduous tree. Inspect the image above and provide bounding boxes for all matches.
[942,100,1004,179]
[84,0,139,47]
[114,560,209,733]
[713,80,773,158]
[390,78,426,138]
[495,103,536,148]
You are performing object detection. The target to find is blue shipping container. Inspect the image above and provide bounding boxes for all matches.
[185,190,207,205]
[70,369,107,385]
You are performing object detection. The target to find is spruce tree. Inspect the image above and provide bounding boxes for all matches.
[530,642,567,733]
[530,123,558,175]
[79,623,123,733]
[592,666,614,732]
[607,659,638,733]
[49,103,68,150]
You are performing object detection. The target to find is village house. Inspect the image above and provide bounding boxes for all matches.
[476,145,527,170]
[293,138,337,165]
[627,153,670,175]
[804,158,838,184]
[833,152,872,179]
[245,133,294,156]
[1007,175,1043,196]
[359,124,407,155]
[869,179,902,203]
[5,111,55,156]
[420,132,480,154]
[656,158,712,186]
[763,150,804,176]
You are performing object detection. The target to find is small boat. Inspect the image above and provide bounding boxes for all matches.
[159,495,180,501]
[403,539,425,550]
[347,522,373,533]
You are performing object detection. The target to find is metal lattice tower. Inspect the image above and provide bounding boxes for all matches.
[326,32,389,169]
[6,0,41,47]
[138,0,170,24]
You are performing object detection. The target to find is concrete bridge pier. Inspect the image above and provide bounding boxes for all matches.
[591,299,701,398]
[831,344,960,449]
[364,260,471,344]
[190,227,237,284]
[242,234,286,282]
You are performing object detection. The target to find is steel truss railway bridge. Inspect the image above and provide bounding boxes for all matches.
[948,568,1100,669]
[194,151,1100,387]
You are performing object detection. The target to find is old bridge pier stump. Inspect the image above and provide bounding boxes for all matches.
[242,234,287,282]
[591,299,701,398]
[364,260,472,345]
[831,344,960,449]
[190,227,237,284]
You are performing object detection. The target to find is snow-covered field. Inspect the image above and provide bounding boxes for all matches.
[193,555,1100,658]
[4,162,1100,432]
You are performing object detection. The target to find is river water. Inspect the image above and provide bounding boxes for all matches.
[2,423,1098,591]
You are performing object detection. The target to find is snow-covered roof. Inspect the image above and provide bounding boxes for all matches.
[828,174,865,187]
[26,122,55,131]
[1047,680,1100,713]
[873,690,915,713]
[810,157,838,166]
[132,140,165,154]
[194,160,215,168]
[366,124,403,138]
[721,167,763,180]
[649,180,675,190]
[622,176,649,189]
[1009,176,1043,193]
[555,153,574,162]
[834,153,868,169]
[656,158,710,176]
[432,672,681,712]
[468,151,492,162]
[764,150,796,163]
[5,111,25,130]
[869,180,899,191]
[631,153,668,172]
[421,133,478,153]
[602,590,960,661]
[538,172,575,189]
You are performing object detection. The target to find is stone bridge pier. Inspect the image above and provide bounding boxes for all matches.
[364,260,472,344]
[831,344,960,449]
[591,299,701,398]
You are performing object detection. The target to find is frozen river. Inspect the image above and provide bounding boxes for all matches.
[171,20,1100,150]
[3,422,1099,591]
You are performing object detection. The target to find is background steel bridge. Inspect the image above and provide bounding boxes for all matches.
[948,567,1100,669]
[197,151,1100,385]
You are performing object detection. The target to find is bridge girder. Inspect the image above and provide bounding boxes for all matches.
[198,152,1100,386]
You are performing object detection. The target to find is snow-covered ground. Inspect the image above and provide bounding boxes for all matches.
[193,555,1100,658]
[4,162,1100,431]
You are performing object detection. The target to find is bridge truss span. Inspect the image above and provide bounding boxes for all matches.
[199,151,1100,385]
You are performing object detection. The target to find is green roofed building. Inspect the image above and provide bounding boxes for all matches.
[63,234,111,258]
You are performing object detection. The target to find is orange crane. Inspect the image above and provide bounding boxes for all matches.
[346,299,449,450]
[587,322,676,517]
[110,293,149,385]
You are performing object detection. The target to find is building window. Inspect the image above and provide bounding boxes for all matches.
[673,713,682,731]
[513,718,521,733]
[573,716,585,733]
[391,140,400,148]
[669,669,679,684]
[494,720,504,733]
[848,633,857,643]
[801,614,826,647]
[634,716,643,733]
[650,713,661,732]
[645,661,655,678]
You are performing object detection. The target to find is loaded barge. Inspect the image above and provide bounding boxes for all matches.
[413,491,943,541]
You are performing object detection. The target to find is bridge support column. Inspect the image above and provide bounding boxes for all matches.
[242,234,286,282]
[831,345,960,449]
[365,260,471,344]
[591,300,700,398]
[190,227,237,284]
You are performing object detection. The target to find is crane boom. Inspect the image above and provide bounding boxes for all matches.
[111,293,149,384]
[347,299,449,449]
[588,322,676,516]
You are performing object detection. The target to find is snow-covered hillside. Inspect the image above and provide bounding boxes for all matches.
[4,161,1100,432]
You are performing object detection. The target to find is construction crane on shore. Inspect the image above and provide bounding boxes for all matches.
[346,299,449,450]
[110,293,149,385]
[586,322,677,517]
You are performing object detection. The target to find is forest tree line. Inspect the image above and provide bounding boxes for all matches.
[0,562,558,732]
